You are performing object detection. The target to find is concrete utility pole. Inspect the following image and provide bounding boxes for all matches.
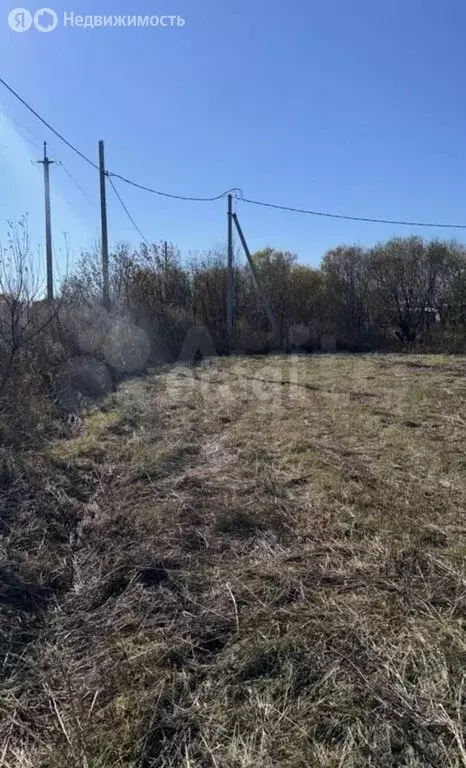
[226,193,234,347]
[99,140,110,311]
[37,142,54,302]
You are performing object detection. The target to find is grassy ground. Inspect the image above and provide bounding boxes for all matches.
[1,353,465,767]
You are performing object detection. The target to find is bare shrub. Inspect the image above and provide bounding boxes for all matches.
[53,355,113,413]
[0,219,61,443]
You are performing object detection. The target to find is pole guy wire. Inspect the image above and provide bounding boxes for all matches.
[108,175,150,245]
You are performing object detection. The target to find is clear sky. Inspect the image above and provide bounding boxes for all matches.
[1,0,466,278]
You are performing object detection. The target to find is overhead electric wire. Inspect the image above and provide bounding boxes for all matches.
[59,162,95,207]
[108,175,150,245]
[107,171,241,202]
[240,197,466,230]
[4,113,95,208]
[5,114,43,151]
[6,110,99,212]
[0,77,99,170]
[2,75,466,229]
[0,77,236,201]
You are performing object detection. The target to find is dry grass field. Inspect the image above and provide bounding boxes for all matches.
[1,353,465,767]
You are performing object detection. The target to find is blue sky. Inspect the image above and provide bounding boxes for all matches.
[1,0,466,279]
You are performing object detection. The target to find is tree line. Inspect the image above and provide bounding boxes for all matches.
[0,226,465,443]
[66,234,466,356]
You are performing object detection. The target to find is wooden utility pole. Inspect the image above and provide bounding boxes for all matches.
[227,193,234,347]
[37,142,54,302]
[99,140,110,311]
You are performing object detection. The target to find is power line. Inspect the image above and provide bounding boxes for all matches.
[4,113,97,235]
[4,114,43,151]
[0,77,237,201]
[2,76,466,229]
[107,170,241,202]
[4,110,95,209]
[59,162,95,207]
[108,175,150,245]
[240,197,466,230]
[0,77,99,169]
[8,113,98,215]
